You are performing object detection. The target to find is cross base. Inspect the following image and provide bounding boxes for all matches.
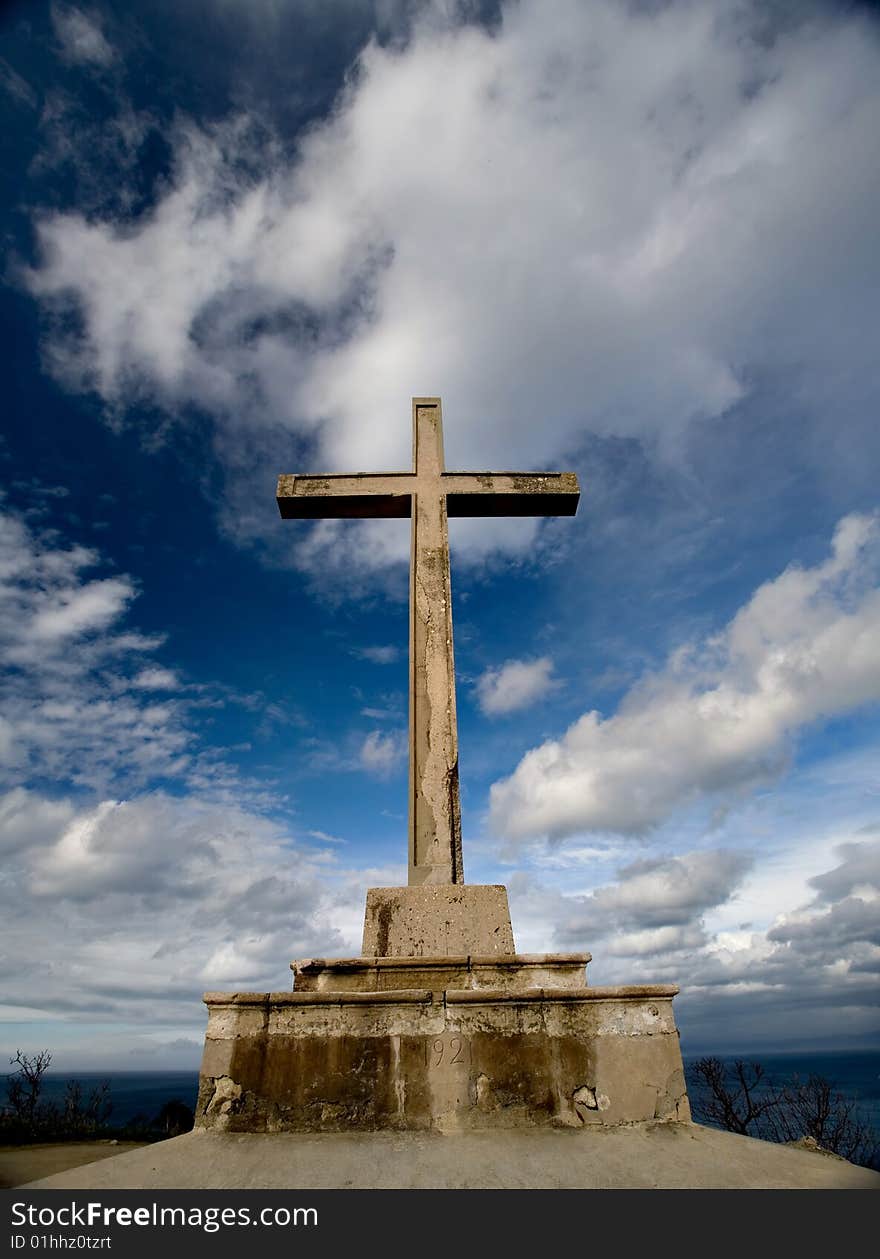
[196,981,690,1133]
[194,885,690,1134]
[362,885,515,957]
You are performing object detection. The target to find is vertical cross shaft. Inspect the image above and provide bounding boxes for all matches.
[409,399,463,885]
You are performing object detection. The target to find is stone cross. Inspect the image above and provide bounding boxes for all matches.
[277,398,579,887]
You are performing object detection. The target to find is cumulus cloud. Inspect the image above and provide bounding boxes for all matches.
[0,508,183,789]
[475,656,559,716]
[29,796,204,899]
[0,510,137,659]
[51,4,116,67]
[131,667,180,690]
[28,575,134,643]
[513,848,752,955]
[508,834,879,1048]
[575,850,752,931]
[677,837,880,1046]
[359,728,406,776]
[24,0,880,572]
[0,788,360,1031]
[767,839,880,966]
[807,834,880,905]
[353,644,400,664]
[490,513,880,840]
[0,787,75,856]
[0,505,261,799]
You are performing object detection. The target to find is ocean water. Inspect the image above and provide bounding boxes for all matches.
[17,1071,200,1127]
[683,1050,880,1162]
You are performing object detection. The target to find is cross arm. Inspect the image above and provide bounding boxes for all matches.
[441,471,580,517]
[276,473,416,519]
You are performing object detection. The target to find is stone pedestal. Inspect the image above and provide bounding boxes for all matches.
[196,983,689,1132]
[195,887,691,1134]
[362,885,514,956]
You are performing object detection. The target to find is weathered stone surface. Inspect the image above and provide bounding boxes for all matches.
[362,885,515,957]
[408,401,462,884]
[277,398,579,886]
[196,985,688,1133]
[292,953,591,992]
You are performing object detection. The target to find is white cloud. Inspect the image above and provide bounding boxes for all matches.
[578,850,753,929]
[0,512,136,663]
[0,788,362,1033]
[0,787,75,856]
[515,849,753,954]
[24,1,880,572]
[354,644,400,664]
[29,796,203,899]
[490,513,880,840]
[677,838,880,1047]
[132,667,180,690]
[51,5,116,67]
[507,833,879,1048]
[0,508,184,790]
[767,839,880,965]
[28,576,134,643]
[359,728,406,776]
[605,924,708,958]
[0,506,261,800]
[475,656,558,716]
[807,835,880,905]
[307,829,346,846]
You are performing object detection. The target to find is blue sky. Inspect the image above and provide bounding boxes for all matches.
[1,0,879,1070]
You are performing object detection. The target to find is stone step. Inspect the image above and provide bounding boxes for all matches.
[292,952,592,992]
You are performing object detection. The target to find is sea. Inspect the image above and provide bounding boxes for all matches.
[16,1049,880,1151]
[20,1070,199,1128]
[682,1050,880,1159]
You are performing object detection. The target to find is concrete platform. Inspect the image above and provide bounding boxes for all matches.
[19,1124,880,1190]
